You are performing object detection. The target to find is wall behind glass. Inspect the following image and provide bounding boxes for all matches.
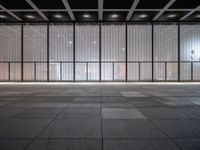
[0,24,21,81]
[75,23,99,81]
[23,24,47,81]
[180,24,200,80]
[49,24,73,81]
[101,23,125,81]
[127,24,152,81]
[154,24,178,81]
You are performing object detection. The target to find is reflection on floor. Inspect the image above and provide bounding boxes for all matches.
[0,83,200,150]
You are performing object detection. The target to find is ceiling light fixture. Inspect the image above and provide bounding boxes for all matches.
[25,15,35,19]
[196,14,200,18]
[167,14,177,18]
[0,15,7,19]
[83,14,90,18]
[54,14,63,18]
[140,14,148,18]
[111,14,119,18]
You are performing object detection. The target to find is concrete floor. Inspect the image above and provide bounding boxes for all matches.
[0,83,200,150]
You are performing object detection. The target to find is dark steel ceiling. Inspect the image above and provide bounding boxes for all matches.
[0,0,200,22]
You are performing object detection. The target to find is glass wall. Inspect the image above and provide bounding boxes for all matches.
[75,23,99,81]
[180,24,200,81]
[154,24,178,81]
[127,23,152,81]
[0,22,200,82]
[0,24,21,81]
[49,23,73,81]
[23,24,47,81]
[101,23,126,81]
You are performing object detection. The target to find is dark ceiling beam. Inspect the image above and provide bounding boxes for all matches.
[98,0,103,20]
[0,8,195,12]
[180,5,200,20]
[25,0,48,21]
[126,0,140,20]
[0,4,22,21]
[61,0,75,21]
[153,0,176,20]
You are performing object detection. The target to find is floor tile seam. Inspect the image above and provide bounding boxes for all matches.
[145,117,184,150]
[23,108,66,150]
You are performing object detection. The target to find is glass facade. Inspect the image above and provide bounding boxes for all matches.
[0,22,200,82]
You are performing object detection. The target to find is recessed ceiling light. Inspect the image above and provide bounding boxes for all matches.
[111,14,119,18]
[25,15,35,19]
[122,48,125,51]
[83,14,90,18]
[54,14,63,18]
[140,14,148,18]
[93,41,96,44]
[69,41,72,44]
[167,14,177,18]
[0,15,7,19]
[196,14,200,18]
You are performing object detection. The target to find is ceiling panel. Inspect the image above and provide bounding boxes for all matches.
[169,0,200,9]
[0,0,32,9]
[68,0,98,9]
[31,0,65,9]
[104,0,134,9]
[136,0,169,9]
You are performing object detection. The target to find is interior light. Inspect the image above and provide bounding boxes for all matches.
[122,48,125,51]
[111,14,119,18]
[93,41,96,44]
[0,15,7,19]
[83,14,90,18]
[167,14,177,18]
[54,14,63,18]
[25,15,35,19]
[196,14,200,18]
[69,41,72,44]
[140,14,148,18]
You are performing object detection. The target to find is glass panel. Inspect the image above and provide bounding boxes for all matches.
[23,63,34,81]
[180,62,191,81]
[24,25,47,81]
[75,23,99,61]
[102,63,113,81]
[88,63,99,81]
[62,63,73,81]
[180,24,200,61]
[193,62,200,81]
[167,63,178,81]
[154,24,178,81]
[49,24,73,61]
[140,63,152,81]
[0,25,21,61]
[0,63,8,81]
[154,63,165,81]
[127,63,139,81]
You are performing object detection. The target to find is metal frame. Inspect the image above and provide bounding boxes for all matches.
[0,21,200,82]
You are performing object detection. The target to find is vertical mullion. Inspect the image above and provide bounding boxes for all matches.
[125,22,128,82]
[99,23,101,82]
[73,23,75,82]
[178,22,180,82]
[8,62,10,81]
[21,23,23,82]
[152,23,154,82]
[47,23,49,82]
